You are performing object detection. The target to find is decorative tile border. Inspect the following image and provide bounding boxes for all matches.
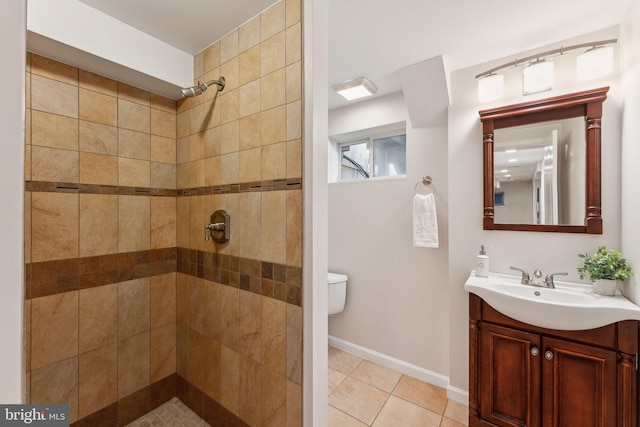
[176,248,302,307]
[177,177,302,196]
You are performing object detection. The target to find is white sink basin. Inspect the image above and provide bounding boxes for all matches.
[465,272,640,330]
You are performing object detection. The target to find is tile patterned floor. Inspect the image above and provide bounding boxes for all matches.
[125,397,210,427]
[328,346,469,427]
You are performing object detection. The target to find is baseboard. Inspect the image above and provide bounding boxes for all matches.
[328,335,469,404]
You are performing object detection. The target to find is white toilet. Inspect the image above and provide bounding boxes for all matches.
[328,272,348,316]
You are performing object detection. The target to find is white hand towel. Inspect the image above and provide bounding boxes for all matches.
[413,193,438,248]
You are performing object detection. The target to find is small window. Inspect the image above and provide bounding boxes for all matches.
[338,131,406,182]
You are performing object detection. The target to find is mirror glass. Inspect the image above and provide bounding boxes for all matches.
[493,117,585,226]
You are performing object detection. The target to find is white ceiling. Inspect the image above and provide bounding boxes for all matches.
[77,0,632,109]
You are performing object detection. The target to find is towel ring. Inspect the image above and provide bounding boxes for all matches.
[414,176,436,195]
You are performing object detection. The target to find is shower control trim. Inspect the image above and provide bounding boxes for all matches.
[205,210,230,243]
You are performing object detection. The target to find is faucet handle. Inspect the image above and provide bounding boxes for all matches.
[544,272,568,288]
[510,266,531,284]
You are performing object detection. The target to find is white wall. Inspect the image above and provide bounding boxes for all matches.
[620,0,640,304]
[448,27,623,392]
[328,92,450,379]
[494,181,534,224]
[0,0,25,403]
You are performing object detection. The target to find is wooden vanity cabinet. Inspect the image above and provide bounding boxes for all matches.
[469,294,638,427]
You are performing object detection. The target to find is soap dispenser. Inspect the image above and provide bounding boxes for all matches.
[476,245,489,277]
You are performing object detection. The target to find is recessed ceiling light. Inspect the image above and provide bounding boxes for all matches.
[505,149,517,153]
[500,169,508,173]
[508,158,518,163]
[505,174,511,177]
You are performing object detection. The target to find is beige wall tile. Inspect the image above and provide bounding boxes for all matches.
[176,197,190,248]
[221,286,240,350]
[150,195,176,249]
[118,195,150,252]
[188,329,206,389]
[31,357,79,423]
[261,366,286,427]
[78,343,117,419]
[79,70,117,97]
[118,99,150,133]
[238,45,261,86]
[31,110,78,150]
[24,192,31,264]
[239,80,261,118]
[176,274,189,327]
[150,323,176,382]
[285,0,301,28]
[79,121,117,156]
[262,142,286,180]
[286,100,302,141]
[204,156,222,187]
[151,135,176,164]
[287,190,303,267]
[189,102,206,134]
[177,111,190,139]
[285,61,302,103]
[189,132,206,161]
[31,192,78,262]
[118,278,151,340]
[118,83,151,106]
[240,148,261,183]
[262,69,286,111]
[238,290,261,361]
[31,291,79,369]
[185,160,205,189]
[220,121,240,155]
[31,146,79,183]
[119,158,150,187]
[237,192,262,260]
[203,336,222,401]
[31,75,78,118]
[25,107,31,146]
[220,89,240,124]
[204,280,222,341]
[176,323,188,377]
[286,380,302,427]
[24,299,31,372]
[286,22,302,66]
[261,106,286,146]
[221,29,239,64]
[189,277,205,335]
[220,152,239,185]
[79,284,117,353]
[151,162,176,190]
[32,54,78,86]
[239,16,261,53]
[79,88,117,126]
[151,109,176,139]
[26,71,31,109]
[286,304,302,384]
[261,297,286,374]
[177,137,190,164]
[239,355,262,426]
[204,42,221,73]
[79,194,118,257]
[119,129,150,160]
[204,127,222,158]
[150,94,176,113]
[187,195,204,251]
[79,152,118,185]
[221,57,239,92]
[117,331,150,399]
[262,191,286,263]
[150,273,176,329]
[220,346,241,416]
[286,139,302,178]
[25,146,31,181]
[261,32,286,76]
[261,1,286,41]
[240,113,262,150]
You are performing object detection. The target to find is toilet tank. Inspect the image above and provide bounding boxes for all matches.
[328,272,348,315]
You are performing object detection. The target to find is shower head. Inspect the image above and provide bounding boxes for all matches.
[180,77,226,98]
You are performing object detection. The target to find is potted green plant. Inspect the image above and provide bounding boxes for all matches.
[577,246,634,296]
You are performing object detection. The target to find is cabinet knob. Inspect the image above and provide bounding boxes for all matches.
[545,350,554,360]
[530,347,539,356]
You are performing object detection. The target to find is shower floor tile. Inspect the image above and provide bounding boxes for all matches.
[125,397,210,427]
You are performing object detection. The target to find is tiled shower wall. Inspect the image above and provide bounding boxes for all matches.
[23,0,303,426]
[174,0,303,426]
[24,53,179,425]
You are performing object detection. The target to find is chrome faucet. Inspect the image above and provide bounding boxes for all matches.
[510,266,568,289]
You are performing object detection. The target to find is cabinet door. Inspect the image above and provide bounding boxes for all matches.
[541,337,616,427]
[480,323,541,427]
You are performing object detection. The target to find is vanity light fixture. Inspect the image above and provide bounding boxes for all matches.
[577,45,614,81]
[475,39,616,102]
[333,77,378,101]
[523,59,554,95]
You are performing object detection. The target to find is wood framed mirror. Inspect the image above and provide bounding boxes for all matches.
[479,87,608,233]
